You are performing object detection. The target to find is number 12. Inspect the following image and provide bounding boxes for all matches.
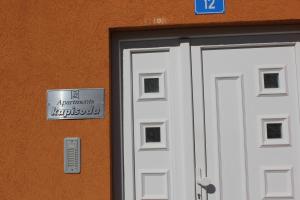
[204,0,216,9]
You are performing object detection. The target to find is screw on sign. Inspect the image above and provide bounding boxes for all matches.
[195,0,225,14]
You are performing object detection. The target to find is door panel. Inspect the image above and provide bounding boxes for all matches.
[200,44,300,200]
[208,74,248,200]
[123,42,195,200]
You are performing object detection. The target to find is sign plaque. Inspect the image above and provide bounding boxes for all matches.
[47,88,104,120]
[195,0,225,15]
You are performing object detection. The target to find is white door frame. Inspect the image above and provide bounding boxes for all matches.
[111,25,300,200]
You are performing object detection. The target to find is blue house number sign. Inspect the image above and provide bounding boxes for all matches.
[195,0,225,14]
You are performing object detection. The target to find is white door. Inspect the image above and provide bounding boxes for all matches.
[123,38,300,200]
[123,41,195,200]
[192,43,300,200]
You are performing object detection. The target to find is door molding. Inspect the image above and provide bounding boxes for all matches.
[111,25,300,200]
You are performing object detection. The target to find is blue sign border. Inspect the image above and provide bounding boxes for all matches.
[195,0,225,15]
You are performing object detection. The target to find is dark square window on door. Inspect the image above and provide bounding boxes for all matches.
[266,123,282,139]
[264,73,279,88]
[145,127,161,143]
[144,78,159,93]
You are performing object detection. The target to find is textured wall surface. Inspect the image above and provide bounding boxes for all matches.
[0,0,300,199]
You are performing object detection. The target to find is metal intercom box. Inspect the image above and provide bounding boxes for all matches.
[64,137,81,174]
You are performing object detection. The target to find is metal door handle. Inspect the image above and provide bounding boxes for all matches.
[197,177,211,187]
[197,177,216,195]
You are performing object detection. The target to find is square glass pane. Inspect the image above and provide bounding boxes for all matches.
[145,127,161,143]
[144,78,159,93]
[264,73,279,88]
[267,123,282,139]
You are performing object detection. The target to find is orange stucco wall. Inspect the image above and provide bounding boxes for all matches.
[0,0,300,200]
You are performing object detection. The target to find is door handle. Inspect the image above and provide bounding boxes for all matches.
[197,177,211,187]
[197,177,212,200]
[197,177,216,195]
